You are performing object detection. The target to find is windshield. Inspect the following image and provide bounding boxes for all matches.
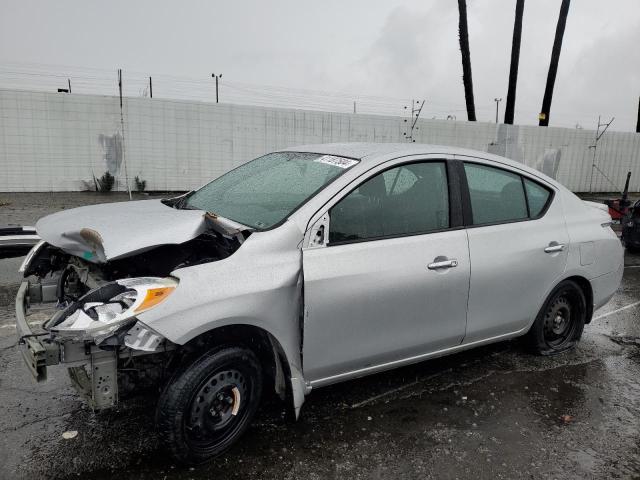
[184,152,359,229]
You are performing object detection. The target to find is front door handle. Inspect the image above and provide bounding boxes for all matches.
[544,242,565,253]
[428,258,458,270]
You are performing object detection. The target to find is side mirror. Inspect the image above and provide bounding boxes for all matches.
[306,213,329,248]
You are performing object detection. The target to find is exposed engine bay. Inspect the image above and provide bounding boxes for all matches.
[25,227,245,305]
[17,205,251,409]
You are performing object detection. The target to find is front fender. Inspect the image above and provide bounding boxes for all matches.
[136,220,308,415]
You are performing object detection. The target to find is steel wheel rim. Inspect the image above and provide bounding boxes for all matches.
[185,368,249,449]
[543,294,576,348]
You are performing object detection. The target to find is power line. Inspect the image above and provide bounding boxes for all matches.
[0,62,633,128]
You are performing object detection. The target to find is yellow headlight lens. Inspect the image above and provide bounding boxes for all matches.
[134,286,176,313]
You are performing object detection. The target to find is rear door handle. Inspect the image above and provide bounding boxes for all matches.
[428,259,458,270]
[544,243,565,253]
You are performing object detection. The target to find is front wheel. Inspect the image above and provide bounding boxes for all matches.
[156,346,262,465]
[525,280,586,355]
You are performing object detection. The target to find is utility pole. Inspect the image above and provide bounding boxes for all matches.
[494,98,502,123]
[149,77,153,98]
[403,100,425,142]
[68,78,71,93]
[118,69,132,200]
[588,116,614,193]
[211,73,222,103]
[457,0,476,121]
[636,96,639,133]
[539,0,571,126]
[504,0,524,124]
[353,101,356,114]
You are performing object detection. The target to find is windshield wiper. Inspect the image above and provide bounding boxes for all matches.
[163,191,194,210]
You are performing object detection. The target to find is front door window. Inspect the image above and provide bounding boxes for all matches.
[329,162,449,243]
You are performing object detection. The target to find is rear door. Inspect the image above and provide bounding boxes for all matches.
[458,158,569,343]
[301,157,470,384]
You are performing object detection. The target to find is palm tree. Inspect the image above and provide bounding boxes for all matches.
[457,0,476,121]
[539,0,571,126]
[504,0,525,124]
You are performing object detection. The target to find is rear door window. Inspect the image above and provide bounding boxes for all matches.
[464,163,528,225]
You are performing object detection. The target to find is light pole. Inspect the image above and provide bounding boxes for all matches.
[494,97,502,123]
[211,73,222,103]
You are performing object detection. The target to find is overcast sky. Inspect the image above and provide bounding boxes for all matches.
[1,0,639,131]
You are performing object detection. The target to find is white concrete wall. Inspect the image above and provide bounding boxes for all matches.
[1,88,639,192]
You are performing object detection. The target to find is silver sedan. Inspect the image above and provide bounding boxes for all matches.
[17,143,623,464]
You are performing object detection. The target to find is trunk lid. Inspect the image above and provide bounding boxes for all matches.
[583,200,610,214]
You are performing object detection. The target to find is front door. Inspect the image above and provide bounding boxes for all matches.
[302,159,470,384]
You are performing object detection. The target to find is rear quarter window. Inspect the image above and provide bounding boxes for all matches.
[524,178,552,217]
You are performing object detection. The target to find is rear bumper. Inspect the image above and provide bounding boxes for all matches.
[591,261,624,311]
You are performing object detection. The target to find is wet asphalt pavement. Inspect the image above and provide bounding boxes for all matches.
[1,193,640,479]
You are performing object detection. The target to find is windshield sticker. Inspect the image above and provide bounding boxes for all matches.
[314,155,358,169]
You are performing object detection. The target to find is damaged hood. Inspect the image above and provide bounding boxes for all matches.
[36,199,207,263]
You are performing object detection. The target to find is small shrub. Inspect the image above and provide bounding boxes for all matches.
[134,175,147,192]
[94,171,115,192]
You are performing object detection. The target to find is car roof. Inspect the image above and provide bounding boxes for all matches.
[282,142,562,189]
[283,142,455,161]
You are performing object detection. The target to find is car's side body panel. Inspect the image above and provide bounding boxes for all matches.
[293,146,622,392]
[454,155,571,343]
[462,216,570,342]
[302,229,470,382]
[300,154,470,383]
[135,219,309,413]
[590,261,624,311]
[308,323,530,389]
[560,189,624,313]
[561,190,623,280]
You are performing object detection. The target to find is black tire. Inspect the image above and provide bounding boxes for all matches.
[525,280,586,356]
[156,346,262,465]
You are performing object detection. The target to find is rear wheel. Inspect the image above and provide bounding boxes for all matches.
[156,346,262,464]
[525,280,586,355]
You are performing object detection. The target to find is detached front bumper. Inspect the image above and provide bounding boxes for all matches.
[15,281,59,382]
[15,280,119,409]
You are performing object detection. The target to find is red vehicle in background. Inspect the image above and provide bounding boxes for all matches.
[604,172,632,221]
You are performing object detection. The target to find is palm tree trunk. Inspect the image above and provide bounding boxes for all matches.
[539,0,571,126]
[458,0,476,121]
[504,0,525,125]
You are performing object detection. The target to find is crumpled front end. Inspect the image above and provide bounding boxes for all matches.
[15,275,178,409]
[15,200,251,409]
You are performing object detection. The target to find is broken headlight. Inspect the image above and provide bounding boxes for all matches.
[51,277,177,343]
